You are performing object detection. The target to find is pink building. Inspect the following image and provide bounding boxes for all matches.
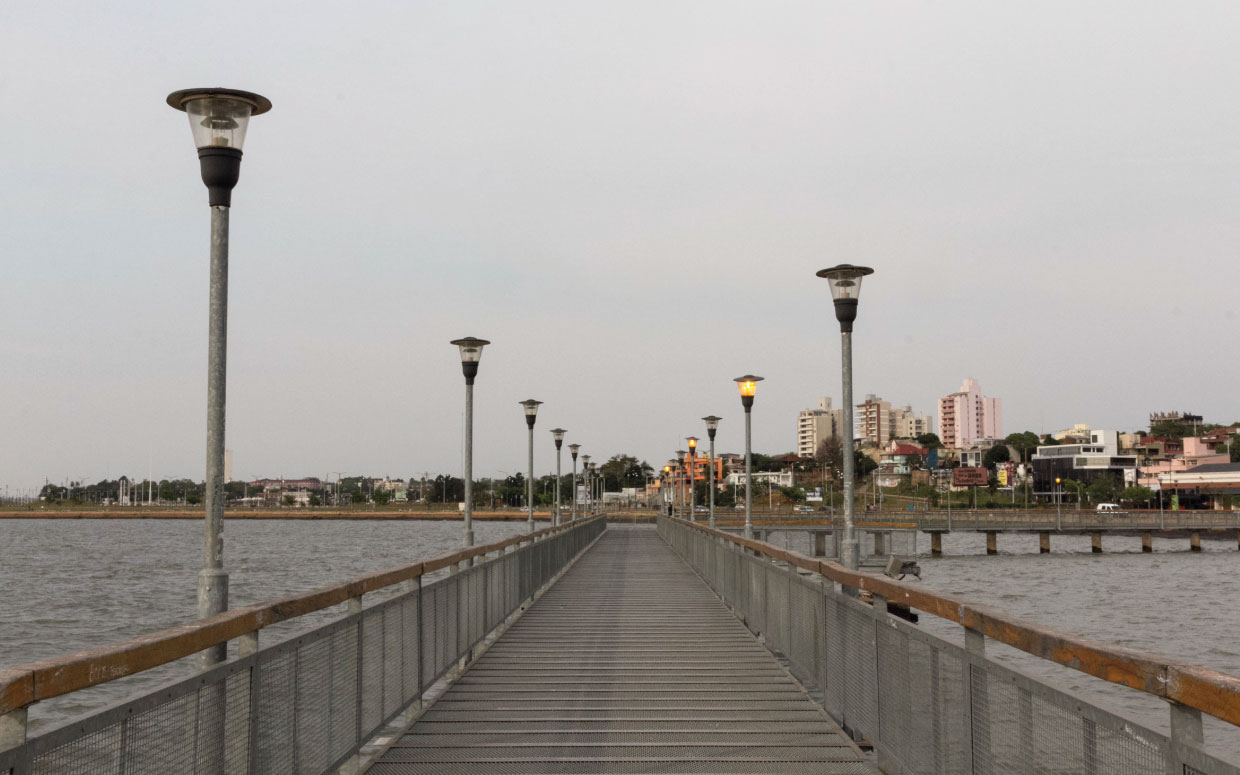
[1137,436,1230,486]
[938,378,1003,450]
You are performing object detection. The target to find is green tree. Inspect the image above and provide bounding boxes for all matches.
[1087,475,1118,504]
[281,495,294,507]
[1121,486,1154,507]
[982,444,1011,470]
[915,432,942,449]
[1004,431,1041,463]
[373,489,392,506]
[855,450,878,477]
[308,494,322,507]
[814,437,844,476]
[1231,437,1240,463]
[778,486,806,502]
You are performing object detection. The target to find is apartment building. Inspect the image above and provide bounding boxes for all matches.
[856,395,933,447]
[939,378,1002,450]
[797,398,841,457]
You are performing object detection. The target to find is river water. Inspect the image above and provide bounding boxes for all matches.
[4,520,1240,761]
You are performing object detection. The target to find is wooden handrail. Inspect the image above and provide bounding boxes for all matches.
[0,516,602,715]
[669,516,1240,727]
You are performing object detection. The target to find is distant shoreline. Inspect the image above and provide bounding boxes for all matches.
[0,509,553,521]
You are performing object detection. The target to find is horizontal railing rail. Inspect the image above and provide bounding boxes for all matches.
[659,515,1240,774]
[0,515,606,775]
[712,509,1240,531]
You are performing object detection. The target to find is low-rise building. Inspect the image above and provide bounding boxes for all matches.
[1031,430,1137,495]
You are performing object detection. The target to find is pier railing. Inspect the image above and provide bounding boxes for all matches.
[659,515,1240,775]
[714,509,1240,531]
[0,516,605,775]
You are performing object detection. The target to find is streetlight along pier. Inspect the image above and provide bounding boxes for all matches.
[5,516,1240,774]
[715,509,1240,557]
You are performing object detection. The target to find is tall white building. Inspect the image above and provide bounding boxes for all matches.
[938,378,1003,449]
[856,395,933,447]
[797,398,841,457]
[892,405,933,439]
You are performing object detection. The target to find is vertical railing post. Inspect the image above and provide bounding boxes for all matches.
[872,593,889,770]
[1167,702,1204,775]
[962,623,988,774]
[343,594,364,775]
[1,708,29,775]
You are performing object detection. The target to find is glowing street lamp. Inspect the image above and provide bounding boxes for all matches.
[451,337,489,548]
[686,438,700,521]
[815,264,874,569]
[167,88,271,667]
[702,417,721,528]
[734,375,764,540]
[520,400,542,531]
[675,450,687,519]
[550,429,566,525]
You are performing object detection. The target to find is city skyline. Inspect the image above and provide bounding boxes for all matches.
[4,2,1239,491]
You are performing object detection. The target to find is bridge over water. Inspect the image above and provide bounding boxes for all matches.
[3,515,1239,774]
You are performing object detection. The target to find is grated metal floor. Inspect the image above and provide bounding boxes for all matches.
[369,526,878,774]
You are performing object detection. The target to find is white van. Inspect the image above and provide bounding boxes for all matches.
[1096,503,1121,512]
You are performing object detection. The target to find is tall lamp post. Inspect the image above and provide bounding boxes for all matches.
[450,337,489,547]
[569,444,580,520]
[734,376,764,540]
[167,87,271,667]
[675,450,687,519]
[686,437,699,521]
[520,400,542,532]
[702,417,721,528]
[581,455,591,515]
[550,429,566,525]
[816,264,874,570]
[663,466,672,515]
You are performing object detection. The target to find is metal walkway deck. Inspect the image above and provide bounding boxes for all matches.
[369,525,878,774]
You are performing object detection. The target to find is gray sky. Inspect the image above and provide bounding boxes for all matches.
[3,2,1238,491]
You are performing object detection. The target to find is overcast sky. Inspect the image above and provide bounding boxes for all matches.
[3,2,1238,491]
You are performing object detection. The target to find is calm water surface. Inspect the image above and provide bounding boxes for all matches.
[0,518,528,732]
[5,521,1240,760]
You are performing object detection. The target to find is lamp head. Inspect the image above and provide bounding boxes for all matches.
[815,264,874,332]
[519,399,542,428]
[734,375,764,410]
[450,337,489,382]
[167,88,271,207]
[702,415,722,440]
[569,443,580,460]
[676,449,687,463]
[550,428,566,449]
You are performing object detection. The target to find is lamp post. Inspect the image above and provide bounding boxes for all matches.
[675,450,687,519]
[167,88,271,667]
[663,465,672,515]
[581,455,591,516]
[702,417,721,528]
[816,263,874,571]
[550,429,566,525]
[520,400,542,532]
[450,337,489,547]
[734,375,764,540]
[686,437,699,521]
[569,444,580,520]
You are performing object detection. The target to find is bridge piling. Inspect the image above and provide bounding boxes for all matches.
[985,531,997,555]
[1142,532,1153,553]
[1091,532,1102,554]
[1191,531,1202,552]
[1039,532,1050,553]
[813,531,828,557]
[930,532,942,556]
[872,531,885,556]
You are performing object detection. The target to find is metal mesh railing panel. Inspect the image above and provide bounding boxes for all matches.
[32,665,250,775]
[764,565,791,659]
[786,577,822,697]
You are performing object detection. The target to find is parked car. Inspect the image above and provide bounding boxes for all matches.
[1096,503,1121,512]
[793,505,814,513]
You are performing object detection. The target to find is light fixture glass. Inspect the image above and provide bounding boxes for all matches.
[519,399,543,418]
[551,428,566,442]
[702,416,721,431]
[167,89,272,150]
[815,264,874,301]
[451,337,489,363]
[734,375,764,398]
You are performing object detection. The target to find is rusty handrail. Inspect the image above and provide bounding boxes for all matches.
[669,516,1240,727]
[0,516,603,716]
